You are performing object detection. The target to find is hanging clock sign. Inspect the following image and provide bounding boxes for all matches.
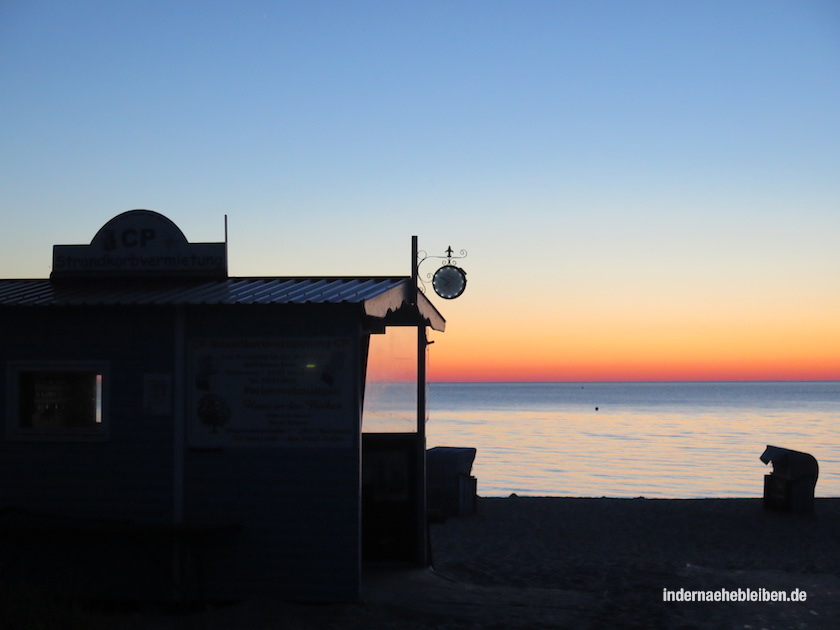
[432,264,467,300]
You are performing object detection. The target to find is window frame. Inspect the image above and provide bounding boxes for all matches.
[6,361,110,441]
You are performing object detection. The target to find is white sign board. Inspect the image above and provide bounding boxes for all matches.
[188,338,355,448]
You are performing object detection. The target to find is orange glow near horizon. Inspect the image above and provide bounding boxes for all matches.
[424,312,840,383]
[428,360,840,383]
[428,339,840,382]
[368,329,840,383]
[366,286,840,384]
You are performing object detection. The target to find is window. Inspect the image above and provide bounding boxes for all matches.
[7,363,107,440]
[362,327,418,433]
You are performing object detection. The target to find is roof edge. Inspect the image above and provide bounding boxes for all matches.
[362,280,446,332]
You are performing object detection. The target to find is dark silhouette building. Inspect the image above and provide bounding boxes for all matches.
[0,210,444,602]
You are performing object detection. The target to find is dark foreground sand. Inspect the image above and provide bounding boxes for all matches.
[96,497,840,629]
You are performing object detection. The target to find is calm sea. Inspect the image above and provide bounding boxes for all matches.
[362,381,840,498]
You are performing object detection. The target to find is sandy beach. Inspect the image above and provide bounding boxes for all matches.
[81,496,840,630]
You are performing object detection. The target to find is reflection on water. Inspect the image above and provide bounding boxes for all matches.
[366,382,840,498]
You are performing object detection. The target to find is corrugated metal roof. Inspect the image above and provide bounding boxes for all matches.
[0,276,446,331]
[0,277,407,307]
[0,276,447,331]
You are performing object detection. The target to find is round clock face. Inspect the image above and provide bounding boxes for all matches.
[432,264,467,299]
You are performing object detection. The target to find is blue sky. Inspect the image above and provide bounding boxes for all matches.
[2,1,838,379]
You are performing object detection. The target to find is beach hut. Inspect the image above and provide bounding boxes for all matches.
[0,209,444,602]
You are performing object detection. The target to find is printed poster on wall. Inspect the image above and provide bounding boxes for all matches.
[188,338,355,447]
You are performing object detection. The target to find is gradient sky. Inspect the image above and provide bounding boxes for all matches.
[2,1,838,382]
